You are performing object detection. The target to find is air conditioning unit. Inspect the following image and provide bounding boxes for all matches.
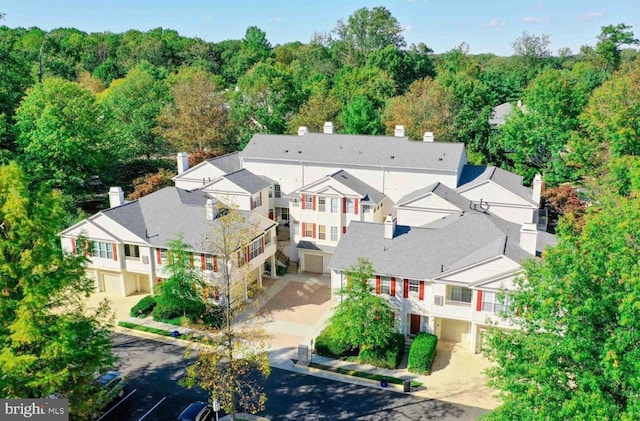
[142,255,149,264]
[434,295,444,306]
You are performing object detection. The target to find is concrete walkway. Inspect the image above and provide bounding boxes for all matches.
[94,273,499,411]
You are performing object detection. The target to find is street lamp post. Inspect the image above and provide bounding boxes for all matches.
[212,398,220,421]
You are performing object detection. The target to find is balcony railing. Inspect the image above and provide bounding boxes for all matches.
[445,299,471,308]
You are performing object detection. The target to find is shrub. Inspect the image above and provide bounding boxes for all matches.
[315,325,356,357]
[358,333,405,369]
[130,295,157,317]
[152,299,205,323]
[408,332,438,375]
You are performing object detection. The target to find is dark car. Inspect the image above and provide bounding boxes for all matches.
[94,371,126,408]
[177,401,213,421]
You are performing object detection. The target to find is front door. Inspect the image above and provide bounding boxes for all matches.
[410,314,421,334]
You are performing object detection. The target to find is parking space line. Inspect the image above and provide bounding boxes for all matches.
[138,396,166,421]
[97,388,137,421]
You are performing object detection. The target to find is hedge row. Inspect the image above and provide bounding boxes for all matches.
[314,325,355,357]
[408,332,438,375]
[130,295,157,317]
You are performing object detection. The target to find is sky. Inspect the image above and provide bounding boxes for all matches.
[0,1,638,56]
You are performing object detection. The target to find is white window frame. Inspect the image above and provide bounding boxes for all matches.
[252,194,261,209]
[92,241,113,259]
[330,226,338,241]
[281,207,289,221]
[330,198,338,213]
[204,254,215,271]
[318,197,326,212]
[305,195,313,209]
[380,276,391,295]
[409,280,419,295]
[293,221,300,236]
[482,291,512,313]
[249,239,261,261]
[124,244,140,260]
[447,285,472,304]
[346,198,354,213]
[318,225,326,240]
[304,223,314,238]
[274,184,281,198]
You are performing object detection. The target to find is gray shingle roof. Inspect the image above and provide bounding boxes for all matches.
[457,165,536,205]
[489,102,514,126]
[220,169,270,194]
[239,133,466,172]
[207,152,241,173]
[329,211,547,279]
[396,182,471,211]
[102,187,274,252]
[328,170,385,203]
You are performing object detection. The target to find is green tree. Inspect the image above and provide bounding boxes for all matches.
[340,95,383,135]
[0,163,114,419]
[331,6,405,66]
[483,194,640,420]
[182,201,269,420]
[329,258,396,352]
[595,23,638,73]
[153,236,205,321]
[14,77,104,193]
[98,61,169,161]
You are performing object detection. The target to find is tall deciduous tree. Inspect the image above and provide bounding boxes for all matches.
[0,163,114,419]
[329,258,396,352]
[155,67,232,153]
[182,201,269,420]
[14,77,104,193]
[595,23,638,73]
[340,95,383,135]
[484,194,640,420]
[98,61,169,161]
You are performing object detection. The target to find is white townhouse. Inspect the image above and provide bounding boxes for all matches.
[59,186,277,299]
[61,123,554,349]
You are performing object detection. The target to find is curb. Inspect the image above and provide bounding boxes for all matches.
[291,363,409,394]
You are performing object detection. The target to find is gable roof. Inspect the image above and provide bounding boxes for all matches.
[329,211,548,280]
[239,133,466,173]
[207,152,242,173]
[328,170,385,203]
[457,165,536,205]
[206,168,270,194]
[489,102,514,126]
[100,187,275,251]
[396,182,471,211]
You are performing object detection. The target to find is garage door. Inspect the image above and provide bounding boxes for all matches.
[440,319,469,343]
[103,274,122,295]
[305,254,323,273]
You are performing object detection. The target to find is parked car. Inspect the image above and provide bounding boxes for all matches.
[94,371,126,409]
[177,401,213,421]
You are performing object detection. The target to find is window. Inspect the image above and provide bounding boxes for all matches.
[160,248,168,264]
[249,239,262,260]
[305,195,313,209]
[330,226,338,241]
[304,223,314,238]
[293,221,300,236]
[124,244,140,259]
[318,225,326,240]
[482,291,512,313]
[447,285,472,304]
[265,231,271,246]
[274,184,281,198]
[330,198,338,213]
[409,280,420,295]
[281,207,289,221]
[204,254,216,271]
[380,277,391,295]
[252,194,261,209]
[92,241,113,259]
[363,205,372,214]
[318,197,326,212]
[346,198,354,213]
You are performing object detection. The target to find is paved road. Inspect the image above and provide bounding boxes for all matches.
[102,333,487,421]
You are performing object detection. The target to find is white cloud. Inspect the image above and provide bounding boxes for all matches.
[487,17,506,28]
[522,16,541,23]
[580,11,604,21]
[405,25,414,32]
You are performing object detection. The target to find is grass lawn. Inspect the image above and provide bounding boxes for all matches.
[308,362,422,388]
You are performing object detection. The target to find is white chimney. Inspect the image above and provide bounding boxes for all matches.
[532,173,543,205]
[298,126,309,136]
[177,152,189,175]
[323,121,334,134]
[205,198,215,220]
[423,131,434,142]
[394,125,405,137]
[108,186,125,208]
[520,222,538,256]
[384,214,397,240]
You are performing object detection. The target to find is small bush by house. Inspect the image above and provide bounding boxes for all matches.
[408,332,438,375]
[358,333,405,369]
[129,295,157,317]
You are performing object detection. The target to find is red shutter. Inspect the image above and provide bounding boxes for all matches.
[476,290,483,311]
[354,198,359,215]
[245,246,250,262]
[302,222,307,237]
[403,279,409,298]
[342,226,347,234]
[259,191,263,206]
[213,256,218,272]
[261,236,265,253]
[419,281,425,300]
[342,197,347,213]
[312,195,316,211]
[156,248,161,264]
[312,223,316,238]
[71,238,77,255]
[201,253,206,270]
[301,194,306,210]
[390,277,396,296]
[375,276,381,294]
[112,244,118,261]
